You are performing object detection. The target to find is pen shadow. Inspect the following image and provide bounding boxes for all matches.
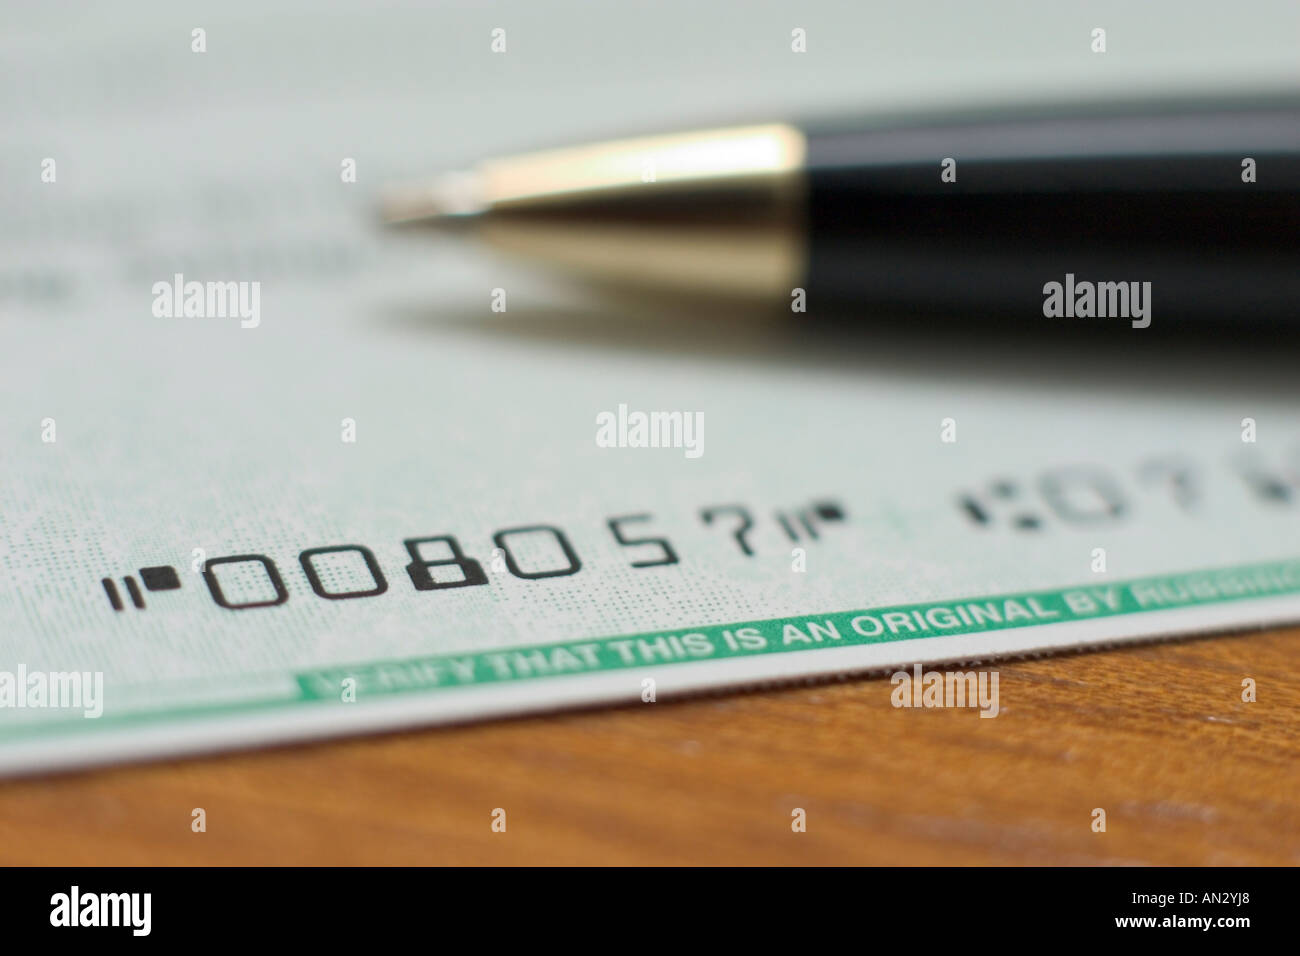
[382,290,1300,402]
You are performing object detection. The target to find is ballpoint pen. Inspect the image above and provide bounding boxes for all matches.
[381,97,1300,321]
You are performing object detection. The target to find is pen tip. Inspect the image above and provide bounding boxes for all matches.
[378,170,487,226]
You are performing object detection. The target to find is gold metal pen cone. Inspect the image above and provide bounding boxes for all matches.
[382,124,810,298]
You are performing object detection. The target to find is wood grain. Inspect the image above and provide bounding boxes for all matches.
[1,626,1296,865]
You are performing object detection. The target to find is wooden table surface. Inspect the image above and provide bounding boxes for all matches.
[1,626,1296,866]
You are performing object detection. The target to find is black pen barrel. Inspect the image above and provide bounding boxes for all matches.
[803,105,1300,320]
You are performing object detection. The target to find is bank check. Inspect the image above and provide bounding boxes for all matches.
[3,2,1298,774]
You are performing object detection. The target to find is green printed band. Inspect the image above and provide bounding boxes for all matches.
[4,558,1298,743]
[295,558,1300,700]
